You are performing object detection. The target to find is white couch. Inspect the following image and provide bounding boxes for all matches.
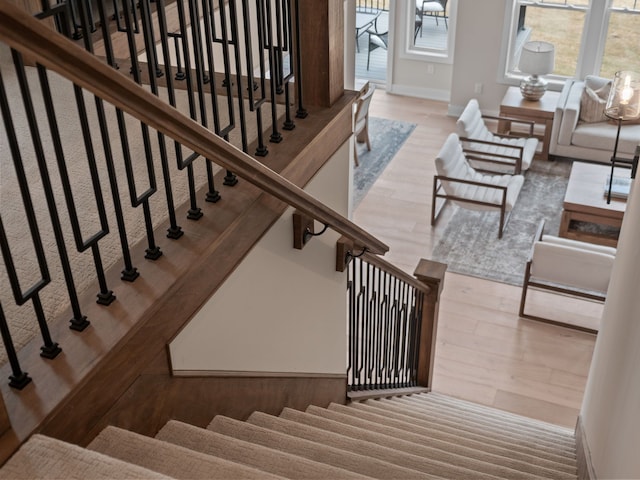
[549,75,640,163]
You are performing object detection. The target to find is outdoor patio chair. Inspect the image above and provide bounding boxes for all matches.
[456,98,539,175]
[416,0,447,36]
[432,133,524,239]
[353,83,376,166]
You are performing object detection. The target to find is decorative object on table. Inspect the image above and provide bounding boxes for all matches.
[518,41,555,101]
[604,71,640,203]
[353,116,416,208]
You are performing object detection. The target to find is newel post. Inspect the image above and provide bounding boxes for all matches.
[413,259,447,388]
[295,0,345,107]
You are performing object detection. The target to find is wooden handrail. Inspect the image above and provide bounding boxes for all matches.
[361,251,431,294]
[0,2,389,255]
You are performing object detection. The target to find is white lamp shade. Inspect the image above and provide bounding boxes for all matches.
[518,41,555,75]
[605,71,640,120]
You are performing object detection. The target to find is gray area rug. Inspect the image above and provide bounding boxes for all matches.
[353,117,416,207]
[431,158,573,286]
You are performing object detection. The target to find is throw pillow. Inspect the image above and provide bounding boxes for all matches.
[579,84,609,123]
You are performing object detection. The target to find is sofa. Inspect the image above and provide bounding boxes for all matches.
[549,75,640,163]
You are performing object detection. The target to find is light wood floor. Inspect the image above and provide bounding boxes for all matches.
[353,91,599,429]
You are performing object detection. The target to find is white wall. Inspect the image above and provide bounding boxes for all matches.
[580,177,640,479]
[169,141,352,376]
[379,0,512,113]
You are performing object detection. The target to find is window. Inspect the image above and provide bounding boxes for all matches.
[405,0,457,62]
[502,0,640,85]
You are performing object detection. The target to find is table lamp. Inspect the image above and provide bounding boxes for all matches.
[518,41,555,101]
[604,71,640,203]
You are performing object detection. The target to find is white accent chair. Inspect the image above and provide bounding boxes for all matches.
[353,84,375,166]
[432,133,525,238]
[519,220,616,333]
[456,99,539,175]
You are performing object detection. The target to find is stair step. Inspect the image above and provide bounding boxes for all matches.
[289,406,574,480]
[422,392,575,436]
[351,400,577,458]
[0,434,172,479]
[338,402,576,471]
[251,410,572,480]
[88,425,285,479]
[394,395,576,444]
[156,419,369,480]
[207,414,431,480]
[344,403,575,466]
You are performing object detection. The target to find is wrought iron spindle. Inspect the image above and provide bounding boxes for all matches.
[0,77,62,358]
[260,0,283,144]
[292,0,306,118]
[347,255,424,391]
[0,303,31,389]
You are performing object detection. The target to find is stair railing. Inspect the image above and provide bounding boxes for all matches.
[0,1,389,387]
[336,238,446,393]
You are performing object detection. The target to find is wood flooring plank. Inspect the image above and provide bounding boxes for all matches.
[492,390,580,429]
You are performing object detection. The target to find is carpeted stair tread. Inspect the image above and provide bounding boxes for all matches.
[0,434,173,480]
[156,419,369,480]
[353,400,576,457]
[88,425,285,479]
[396,395,576,443]
[207,415,444,480]
[251,410,569,480]
[342,402,576,469]
[380,397,576,450]
[419,392,575,437]
[298,406,576,480]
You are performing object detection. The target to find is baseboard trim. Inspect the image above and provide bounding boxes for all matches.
[576,415,596,480]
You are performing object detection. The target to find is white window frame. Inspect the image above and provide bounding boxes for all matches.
[498,0,637,89]
[400,0,457,64]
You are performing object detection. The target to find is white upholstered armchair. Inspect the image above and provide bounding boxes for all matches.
[456,99,539,175]
[519,220,615,333]
[431,133,524,238]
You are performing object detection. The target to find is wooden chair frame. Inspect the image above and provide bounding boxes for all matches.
[431,175,512,239]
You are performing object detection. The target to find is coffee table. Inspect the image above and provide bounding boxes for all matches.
[559,162,627,247]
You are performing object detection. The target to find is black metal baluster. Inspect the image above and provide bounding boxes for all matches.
[0,70,62,358]
[215,0,239,187]
[364,262,373,388]
[281,0,296,131]
[0,302,31,389]
[139,0,186,236]
[119,0,162,259]
[292,0,306,118]
[82,0,141,280]
[261,0,283,144]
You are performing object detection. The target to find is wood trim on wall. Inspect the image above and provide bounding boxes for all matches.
[84,371,347,442]
[576,415,596,480]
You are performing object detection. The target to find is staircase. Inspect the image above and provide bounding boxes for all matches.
[0,392,578,479]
